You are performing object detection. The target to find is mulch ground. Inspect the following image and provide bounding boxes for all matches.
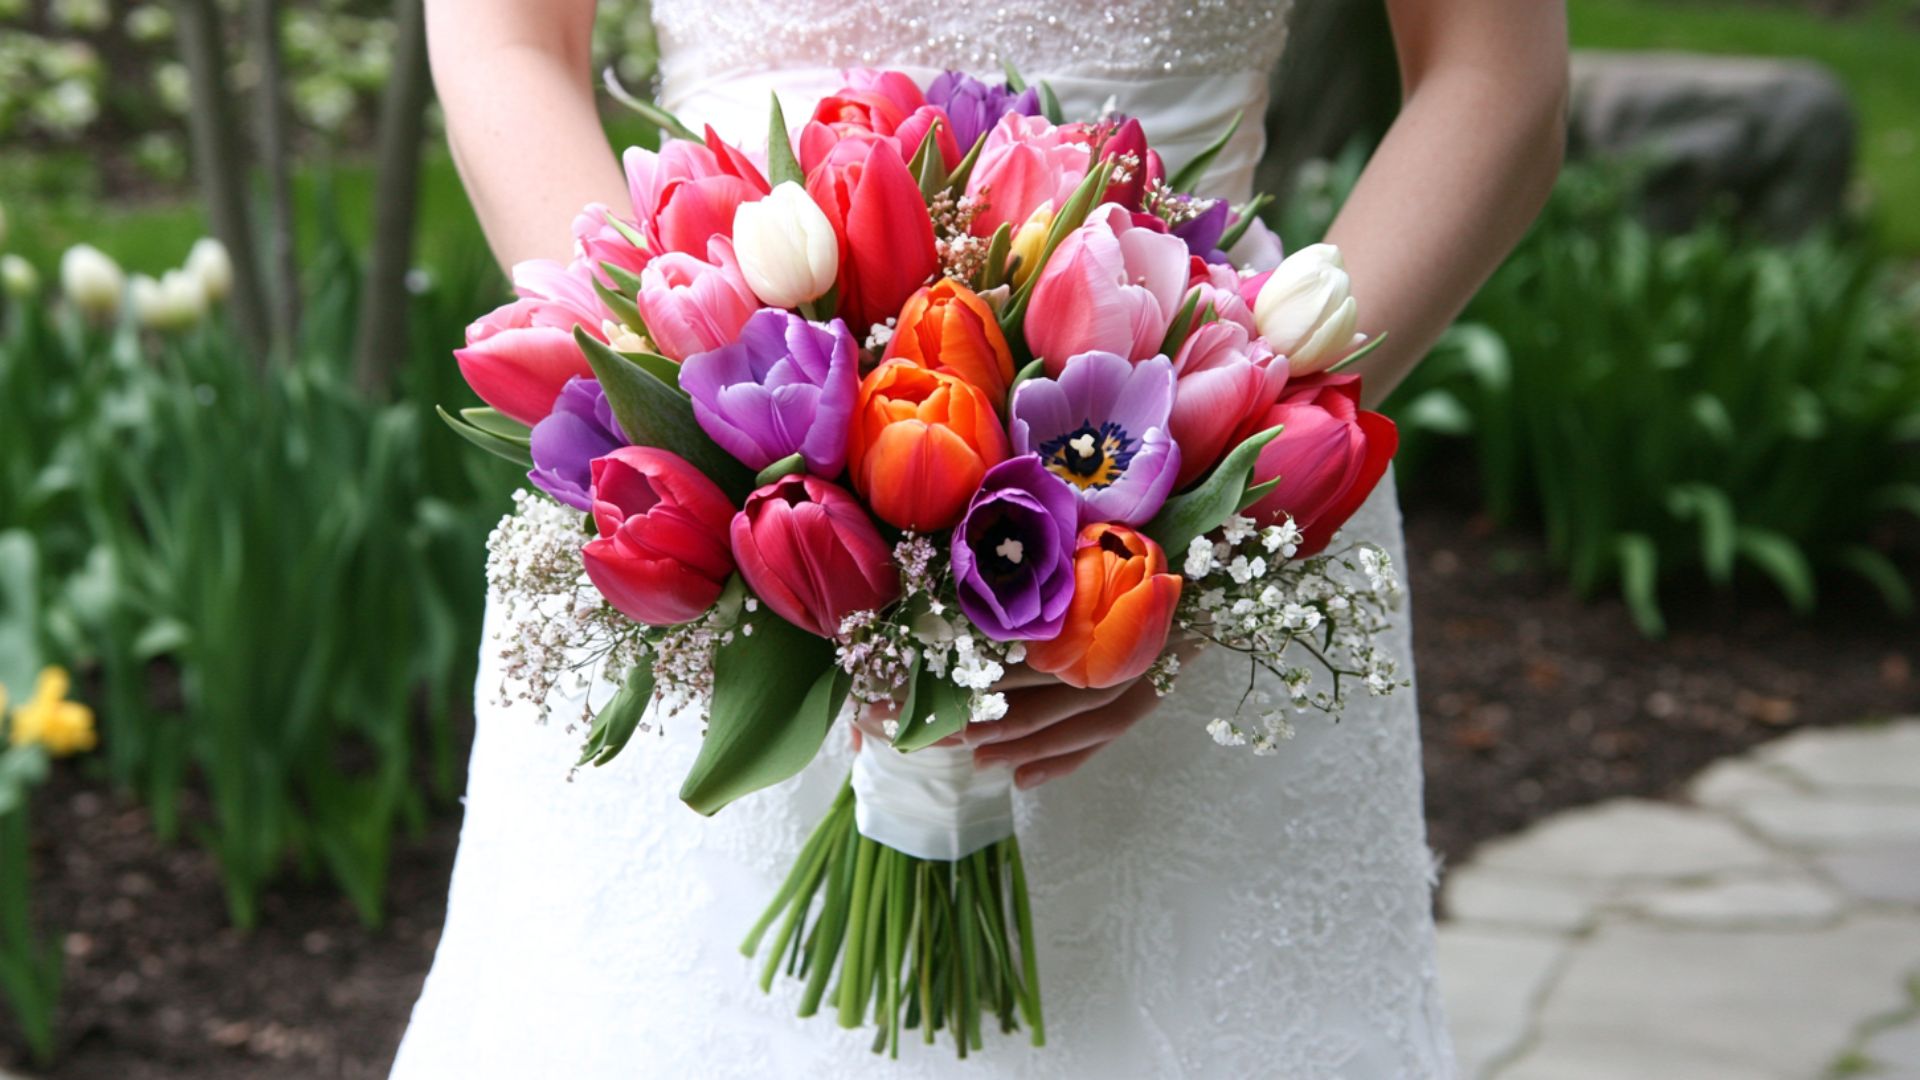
[4,476,1916,1078]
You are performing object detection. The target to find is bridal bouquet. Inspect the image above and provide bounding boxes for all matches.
[444,66,1404,1057]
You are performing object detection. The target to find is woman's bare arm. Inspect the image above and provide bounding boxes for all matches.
[1327,0,1569,407]
[425,0,629,270]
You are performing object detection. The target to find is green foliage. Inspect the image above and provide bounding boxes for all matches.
[1385,168,1920,631]
[0,220,514,930]
[680,610,843,816]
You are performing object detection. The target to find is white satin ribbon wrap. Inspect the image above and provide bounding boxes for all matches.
[850,741,1015,862]
[659,65,1269,204]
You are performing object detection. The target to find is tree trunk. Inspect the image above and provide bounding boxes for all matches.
[173,0,271,360]
[352,0,432,397]
[249,0,302,359]
[1255,0,1402,206]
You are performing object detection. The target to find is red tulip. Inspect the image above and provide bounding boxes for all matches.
[1236,373,1398,557]
[730,474,901,639]
[582,447,737,626]
[1024,523,1181,689]
[806,141,939,333]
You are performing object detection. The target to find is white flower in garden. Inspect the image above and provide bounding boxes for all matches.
[31,79,99,136]
[124,5,174,43]
[1,254,39,298]
[131,269,208,332]
[154,62,191,115]
[50,0,109,31]
[731,183,839,309]
[185,238,233,302]
[60,244,125,320]
[1254,243,1364,376]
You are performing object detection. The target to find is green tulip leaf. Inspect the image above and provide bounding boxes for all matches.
[909,116,950,199]
[1326,331,1390,374]
[978,221,1014,292]
[1168,111,1242,194]
[942,129,990,196]
[681,612,845,816]
[1143,424,1283,558]
[592,271,650,340]
[891,663,971,752]
[577,661,658,768]
[437,405,533,468]
[1038,81,1064,125]
[577,328,755,501]
[766,93,804,188]
[602,66,704,144]
[620,348,684,393]
[1216,191,1273,252]
[458,406,531,442]
[754,453,806,487]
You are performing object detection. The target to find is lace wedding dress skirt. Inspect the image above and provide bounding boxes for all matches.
[392,2,1454,1076]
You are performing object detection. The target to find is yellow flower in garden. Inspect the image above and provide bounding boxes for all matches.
[6,668,97,757]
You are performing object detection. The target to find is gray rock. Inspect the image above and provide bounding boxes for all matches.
[1569,50,1855,238]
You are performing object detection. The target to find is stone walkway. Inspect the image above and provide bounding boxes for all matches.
[1438,718,1920,1080]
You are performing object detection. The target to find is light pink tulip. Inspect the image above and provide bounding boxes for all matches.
[456,260,611,425]
[1186,256,1260,336]
[1026,203,1189,371]
[965,113,1093,238]
[572,204,651,283]
[1168,320,1286,487]
[623,132,770,257]
[633,236,760,362]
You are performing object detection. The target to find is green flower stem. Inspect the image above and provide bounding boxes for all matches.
[1009,837,1046,1047]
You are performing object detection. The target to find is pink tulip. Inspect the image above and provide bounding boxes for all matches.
[1185,257,1259,336]
[1026,203,1190,371]
[572,204,651,283]
[1168,320,1286,487]
[1236,372,1398,557]
[798,105,961,174]
[633,236,759,362]
[583,447,738,626]
[806,140,939,334]
[842,68,927,118]
[622,130,771,257]
[730,474,901,639]
[964,113,1094,238]
[456,259,610,425]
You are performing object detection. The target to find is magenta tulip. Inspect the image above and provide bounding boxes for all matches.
[1026,203,1190,372]
[633,236,760,363]
[730,474,901,639]
[1169,319,1286,487]
[582,447,738,626]
[1236,373,1399,557]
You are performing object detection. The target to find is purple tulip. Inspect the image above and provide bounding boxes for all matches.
[952,454,1081,642]
[679,308,859,476]
[529,376,628,511]
[925,70,1042,153]
[1169,196,1233,264]
[1010,351,1182,526]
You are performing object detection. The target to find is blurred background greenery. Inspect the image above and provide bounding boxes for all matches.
[0,0,1915,1074]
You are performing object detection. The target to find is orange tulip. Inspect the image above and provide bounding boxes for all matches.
[1025,523,1182,689]
[849,360,1010,530]
[883,279,1017,403]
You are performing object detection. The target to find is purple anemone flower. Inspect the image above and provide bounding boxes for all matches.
[1009,351,1182,526]
[1170,196,1233,264]
[952,455,1081,642]
[925,70,1043,152]
[529,376,628,511]
[680,309,859,477]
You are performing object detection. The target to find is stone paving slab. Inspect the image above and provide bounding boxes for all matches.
[1438,718,1920,1080]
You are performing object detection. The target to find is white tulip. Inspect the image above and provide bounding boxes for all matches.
[60,243,126,320]
[184,237,233,302]
[731,182,838,310]
[131,269,208,332]
[1,254,38,298]
[1254,243,1364,375]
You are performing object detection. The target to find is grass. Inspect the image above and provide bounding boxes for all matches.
[1570,0,1920,251]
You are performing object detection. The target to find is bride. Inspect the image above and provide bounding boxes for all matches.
[394,2,1566,1076]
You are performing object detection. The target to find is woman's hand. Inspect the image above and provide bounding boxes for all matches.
[963,672,1166,789]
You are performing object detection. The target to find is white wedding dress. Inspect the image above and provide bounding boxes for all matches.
[393,2,1454,1076]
